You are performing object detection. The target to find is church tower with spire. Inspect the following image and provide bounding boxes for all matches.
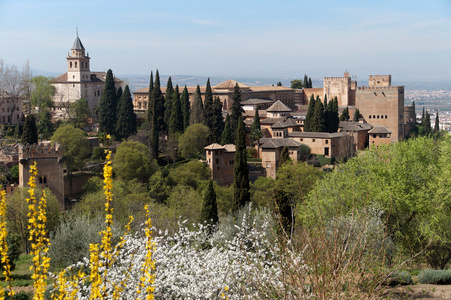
[67,34,91,82]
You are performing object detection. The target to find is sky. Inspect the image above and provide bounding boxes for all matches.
[0,0,450,82]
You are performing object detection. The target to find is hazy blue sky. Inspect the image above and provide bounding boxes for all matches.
[0,0,450,81]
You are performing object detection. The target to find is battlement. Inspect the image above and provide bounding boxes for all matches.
[19,143,64,158]
[324,77,350,82]
[369,75,391,87]
[357,85,403,92]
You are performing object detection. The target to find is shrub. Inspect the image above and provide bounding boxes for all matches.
[385,271,412,286]
[5,291,32,300]
[247,148,257,158]
[91,147,106,160]
[418,269,451,284]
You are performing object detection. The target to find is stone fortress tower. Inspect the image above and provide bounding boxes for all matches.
[51,33,123,120]
[19,143,65,210]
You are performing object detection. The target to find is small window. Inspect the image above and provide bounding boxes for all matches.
[385,115,388,119]
[215,158,219,164]
[312,139,315,142]
[324,147,329,156]
[373,134,376,138]
[75,62,77,68]
[70,62,73,68]
[369,115,372,119]
[325,140,329,144]
[373,115,376,119]
[300,138,303,142]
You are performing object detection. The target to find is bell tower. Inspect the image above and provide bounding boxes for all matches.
[67,31,91,82]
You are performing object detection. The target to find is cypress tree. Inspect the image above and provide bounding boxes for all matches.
[115,85,137,140]
[330,97,340,132]
[200,180,219,228]
[22,114,38,145]
[303,74,308,88]
[311,96,325,132]
[181,85,190,131]
[147,71,154,123]
[422,106,425,124]
[221,114,233,145]
[169,85,183,137]
[98,69,117,135]
[353,108,361,122]
[150,91,159,160]
[210,96,224,143]
[304,94,316,132]
[203,78,214,135]
[250,108,262,143]
[116,86,123,111]
[277,82,282,86]
[164,77,174,133]
[308,77,312,88]
[232,116,250,211]
[435,113,440,131]
[340,106,350,121]
[190,85,204,125]
[153,70,166,133]
[230,83,243,142]
[423,111,431,135]
[279,146,291,166]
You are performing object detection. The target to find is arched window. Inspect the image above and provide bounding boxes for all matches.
[75,62,77,68]
[70,62,73,68]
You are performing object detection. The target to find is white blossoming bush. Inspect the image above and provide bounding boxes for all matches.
[49,204,311,299]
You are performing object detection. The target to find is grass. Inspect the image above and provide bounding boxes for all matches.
[0,254,34,288]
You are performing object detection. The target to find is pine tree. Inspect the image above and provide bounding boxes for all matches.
[340,106,350,121]
[98,69,117,135]
[279,146,291,166]
[311,96,325,132]
[115,85,137,140]
[435,113,440,131]
[200,180,219,229]
[304,94,316,132]
[230,83,243,142]
[181,85,190,131]
[232,116,250,211]
[190,85,204,125]
[22,114,38,145]
[210,96,224,143]
[169,85,183,137]
[221,114,233,145]
[203,78,214,134]
[164,77,174,133]
[353,108,361,122]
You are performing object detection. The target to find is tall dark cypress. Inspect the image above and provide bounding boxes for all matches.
[340,106,350,121]
[311,95,325,132]
[22,114,38,145]
[153,70,165,133]
[115,85,137,140]
[190,85,204,124]
[330,97,339,132]
[98,69,117,135]
[147,71,154,123]
[230,83,243,142]
[181,86,190,131]
[200,180,219,228]
[210,96,224,143]
[150,91,159,160]
[308,77,312,88]
[303,74,308,88]
[232,116,250,212]
[422,107,426,124]
[435,113,440,132]
[279,146,291,166]
[169,85,183,137]
[353,108,361,122]
[423,111,431,135]
[164,77,174,133]
[221,114,233,145]
[250,108,262,143]
[203,78,214,131]
[116,86,123,111]
[304,94,316,132]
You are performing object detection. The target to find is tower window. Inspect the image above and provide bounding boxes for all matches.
[75,62,77,68]
[70,62,73,68]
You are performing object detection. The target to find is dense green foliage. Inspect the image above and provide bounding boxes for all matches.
[232,117,249,211]
[221,114,233,145]
[418,270,451,284]
[190,85,204,125]
[115,85,137,140]
[164,77,174,133]
[22,114,38,144]
[200,180,219,227]
[230,83,243,142]
[69,98,91,129]
[339,106,350,121]
[178,123,210,158]
[180,85,190,131]
[304,95,315,132]
[249,108,262,144]
[51,124,90,172]
[98,69,117,135]
[168,85,183,137]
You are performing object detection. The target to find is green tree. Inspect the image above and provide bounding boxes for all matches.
[221,114,233,145]
[30,76,55,123]
[249,108,262,143]
[69,98,91,129]
[304,74,309,87]
[116,85,137,140]
[340,106,350,121]
[308,77,312,88]
[37,110,54,140]
[210,96,224,143]
[311,96,325,132]
[230,83,243,142]
[153,70,165,133]
[434,113,440,132]
[116,86,123,111]
[203,78,214,132]
[290,79,303,89]
[150,92,159,160]
[232,116,250,211]
[304,95,316,132]
[168,85,183,137]
[147,71,154,122]
[423,111,432,135]
[190,85,204,125]
[51,124,90,172]
[181,85,190,132]
[353,108,361,122]
[277,82,282,86]
[98,69,117,135]
[279,146,291,166]
[164,76,174,133]
[178,123,210,158]
[22,114,38,144]
[200,180,219,228]
[113,141,158,183]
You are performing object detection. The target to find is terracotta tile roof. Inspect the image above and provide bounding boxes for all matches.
[223,144,236,152]
[259,138,302,149]
[241,98,274,105]
[368,126,392,134]
[260,117,284,125]
[243,110,267,118]
[204,143,236,152]
[52,73,68,83]
[214,80,249,90]
[339,121,373,131]
[288,132,349,139]
[248,86,293,92]
[266,100,292,112]
[51,72,123,84]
